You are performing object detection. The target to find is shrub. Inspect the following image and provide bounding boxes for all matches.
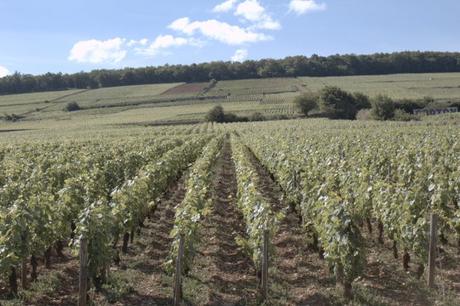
[319,86,358,120]
[353,92,371,110]
[393,109,418,121]
[250,112,266,121]
[371,95,395,120]
[205,105,225,122]
[294,93,318,117]
[64,102,80,112]
[224,113,248,122]
[394,98,423,114]
[205,105,250,123]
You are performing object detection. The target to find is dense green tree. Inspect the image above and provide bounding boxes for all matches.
[319,87,358,120]
[353,92,371,110]
[371,95,395,120]
[294,93,319,116]
[205,105,225,123]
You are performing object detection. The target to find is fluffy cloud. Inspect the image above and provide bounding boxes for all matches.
[231,49,248,62]
[235,0,281,30]
[169,17,270,45]
[0,66,10,78]
[213,0,239,13]
[127,38,149,47]
[289,0,327,15]
[68,38,127,64]
[235,0,264,21]
[138,35,191,56]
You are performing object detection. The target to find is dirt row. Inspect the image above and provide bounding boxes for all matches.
[185,137,258,305]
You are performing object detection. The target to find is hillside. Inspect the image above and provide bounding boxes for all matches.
[1,72,460,134]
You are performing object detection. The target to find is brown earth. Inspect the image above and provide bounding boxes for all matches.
[184,138,259,305]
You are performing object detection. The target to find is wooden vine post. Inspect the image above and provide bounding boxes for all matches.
[261,229,269,301]
[21,258,28,289]
[173,235,185,306]
[79,237,89,306]
[427,213,438,288]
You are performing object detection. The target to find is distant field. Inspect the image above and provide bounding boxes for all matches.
[161,82,208,95]
[299,72,460,100]
[1,72,460,132]
[208,78,301,96]
[0,89,85,106]
[55,83,183,107]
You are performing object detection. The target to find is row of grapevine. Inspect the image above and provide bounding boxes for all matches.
[168,135,224,274]
[0,135,207,294]
[72,135,212,290]
[238,123,459,298]
[231,136,281,273]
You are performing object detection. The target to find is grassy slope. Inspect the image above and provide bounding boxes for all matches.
[1,72,460,133]
[299,72,460,100]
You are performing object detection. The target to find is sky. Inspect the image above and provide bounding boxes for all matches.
[0,0,459,77]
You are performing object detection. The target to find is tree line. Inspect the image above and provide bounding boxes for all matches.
[2,51,460,95]
[294,86,455,121]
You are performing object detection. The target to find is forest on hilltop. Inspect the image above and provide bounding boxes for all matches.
[1,51,460,95]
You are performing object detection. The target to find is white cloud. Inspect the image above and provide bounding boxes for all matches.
[138,35,191,56]
[68,38,127,64]
[289,0,327,15]
[231,49,248,62]
[127,38,148,47]
[235,0,265,21]
[235,0,281,30]
[213,0,239,13]
[169,17,270,45]
[0,66,10,78]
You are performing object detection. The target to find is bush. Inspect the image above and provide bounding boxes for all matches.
[224,113,248,122]
[319,86,358,120]
[353,92,371,110]
[205,105,250,123]
[371,95,395,120]
[393,109,418,121]
[64,102,80,112]
[205,105,225,122]
[4,113,24,122]
[250,112,266,121]
[393,98,423,114]
[294,93,318,116]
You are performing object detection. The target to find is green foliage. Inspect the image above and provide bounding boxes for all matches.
[371,95,395,120]
[64,102,80,112]
[393,109,417,121]
[3,51,460,95]
[101,271,135,303]
[168,136,224,273]
[250,112,266,122]
[205,105,225,123]
[205,105,250,123]
[353,92,371,110]
[294,93,318,116]
[319,86,358,119]
[231,137,281,269]
[239,121,459,298]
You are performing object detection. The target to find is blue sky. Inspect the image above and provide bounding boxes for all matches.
[0,0,459,76]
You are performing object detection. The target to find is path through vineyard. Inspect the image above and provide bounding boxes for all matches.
[188,138,258,305]
[246,147,332,305]
[117,173,188,305]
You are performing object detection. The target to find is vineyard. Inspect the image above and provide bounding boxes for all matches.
[0,119,459,305]
[2,72,460,130]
